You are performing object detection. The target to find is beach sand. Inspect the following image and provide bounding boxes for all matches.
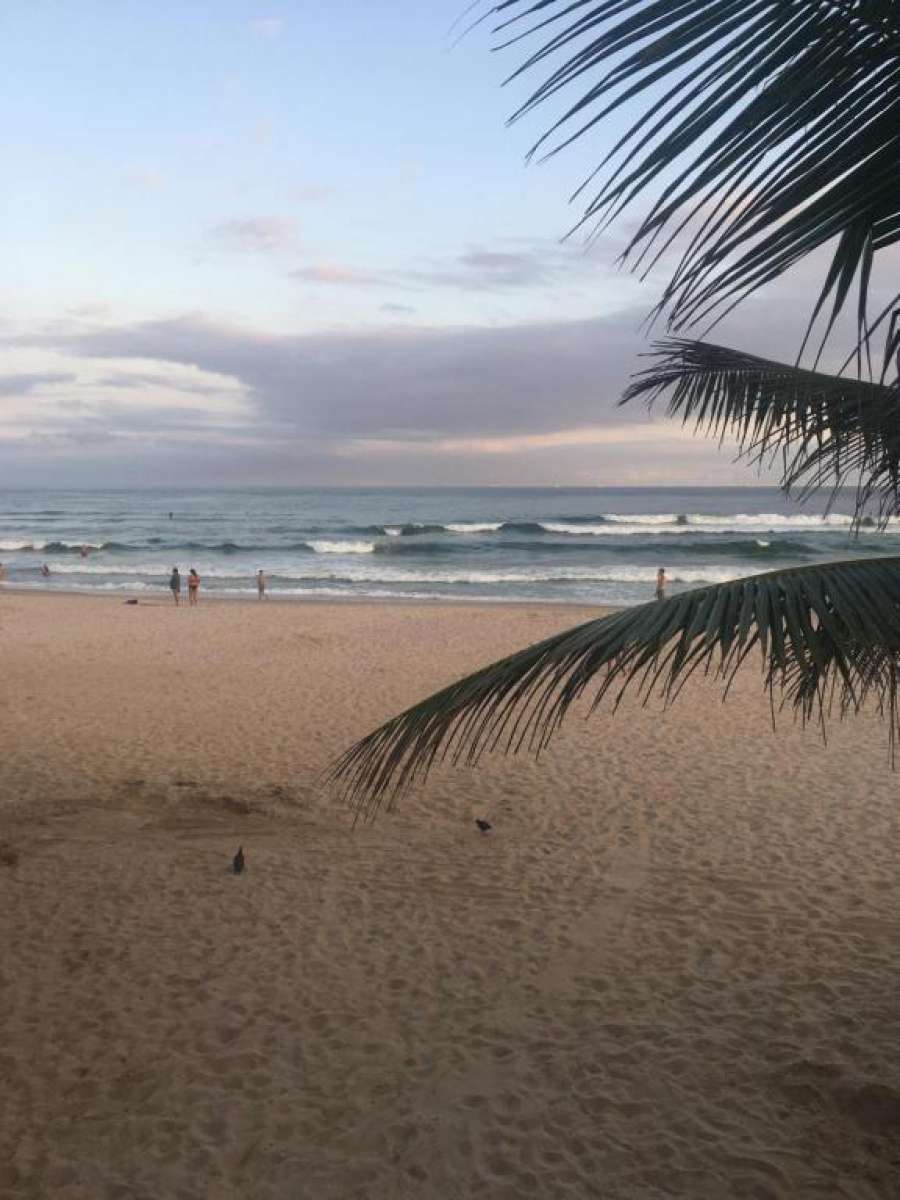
[2,592,900,1199]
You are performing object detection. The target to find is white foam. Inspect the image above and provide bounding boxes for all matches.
[214,585,502,601]
[38,559,754,585]
[13,580,157,592]
[686,512,856,528]
[542,521,712,536]
[602,513,678,525]
[540,512,877,536]
[444,522,504,533]
[0,540,44,551]
[45,562,330,579]
[306,540,374,554]
[541,522,684,536]
[17,581,529,603]
[42,562,153,575]
[291,564,750,586]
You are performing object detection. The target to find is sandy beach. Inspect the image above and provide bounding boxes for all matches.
[2,591,900,1199]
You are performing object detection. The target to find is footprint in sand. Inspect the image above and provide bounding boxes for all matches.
[543,798,653,992]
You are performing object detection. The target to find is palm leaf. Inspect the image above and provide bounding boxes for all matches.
[482,0,900,356]
[623,338,900,522]
[332,556,900,815]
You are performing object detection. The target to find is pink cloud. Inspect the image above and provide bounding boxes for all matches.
[291,264,386,287]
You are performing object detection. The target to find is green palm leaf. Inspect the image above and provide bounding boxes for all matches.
[332,556,900,815]
[623,338,900,521]
[483,0,900,352]
[331,5,900,814]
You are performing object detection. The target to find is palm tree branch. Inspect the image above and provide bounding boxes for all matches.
[623,338,900,522]
[331,557,900,815]
[479,0,900,356]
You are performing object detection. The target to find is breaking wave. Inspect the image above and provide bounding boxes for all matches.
[38,561,751,585]
[4,490,895,606]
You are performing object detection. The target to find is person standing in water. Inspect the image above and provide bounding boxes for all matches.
[656,567,667,601]
[169,566,182,606]
[188,568,200,606]
[40,563,50,578]
[256,569,267,600]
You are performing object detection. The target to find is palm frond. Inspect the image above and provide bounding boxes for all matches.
[332,556,900,815]
[483,0,900,354]
[623,338,900,522]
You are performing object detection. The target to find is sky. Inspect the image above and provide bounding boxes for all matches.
[0,2,865,488]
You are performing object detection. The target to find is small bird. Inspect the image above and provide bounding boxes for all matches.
[475,819,492,834]
[232,846,245,874]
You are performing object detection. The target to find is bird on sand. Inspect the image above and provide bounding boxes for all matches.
[475,819,492,834]
[233,846,245,874]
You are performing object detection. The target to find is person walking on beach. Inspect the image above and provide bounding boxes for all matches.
[656,567,667,601]
[188,568,200,606]
[169,566,182,606]
[256,569,267,600]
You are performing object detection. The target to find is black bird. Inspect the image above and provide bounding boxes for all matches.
[233,846,245,874]
[475,819,492,834]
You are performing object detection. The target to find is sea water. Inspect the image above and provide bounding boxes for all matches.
[0,486,893,607]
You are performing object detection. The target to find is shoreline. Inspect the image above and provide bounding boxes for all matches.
[0,583,621,612]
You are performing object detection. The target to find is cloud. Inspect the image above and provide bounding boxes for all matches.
[289,240,618,294]
[419,249,551,290]
[290,264,387,287]
[3,290,833,486]
[209,217,298,254]
[0,349,250,453]
[66,303,111,321]
[97,370,229,396]
[415,241,624,291]
[250,17,284,38]
[0,372,76,396]
[40,313,631,436]
[380,303,416,315]
[335,421,705,460]
[26,309,693,445]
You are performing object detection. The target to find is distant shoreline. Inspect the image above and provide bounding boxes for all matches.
[0,584,620,613]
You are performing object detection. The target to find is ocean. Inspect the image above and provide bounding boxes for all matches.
[0,486,893,608]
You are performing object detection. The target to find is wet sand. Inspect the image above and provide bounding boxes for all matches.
[2,592,900,1198]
